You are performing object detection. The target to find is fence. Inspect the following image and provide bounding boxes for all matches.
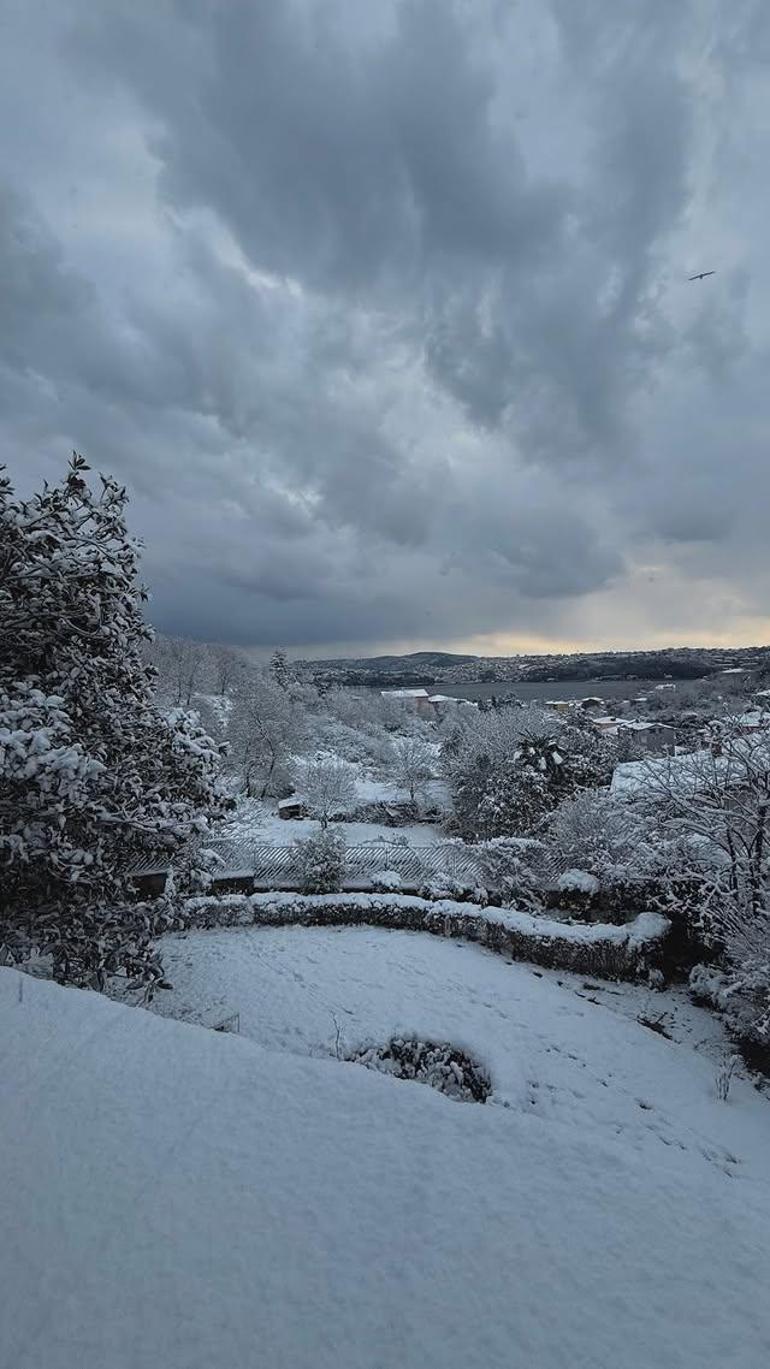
[131,839,488,894]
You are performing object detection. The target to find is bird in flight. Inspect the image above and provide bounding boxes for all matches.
[688,270,715,281]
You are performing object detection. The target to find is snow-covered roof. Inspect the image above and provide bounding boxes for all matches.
[610,752,708,798]
[381,687,430,698]
[705,712,770,731]
[428,694,477,707]
[617,719,674,733]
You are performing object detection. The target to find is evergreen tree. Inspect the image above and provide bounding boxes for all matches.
[0,455,227,990]
[269,647,291,691]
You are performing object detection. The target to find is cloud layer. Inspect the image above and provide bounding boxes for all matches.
[2,0,769,653]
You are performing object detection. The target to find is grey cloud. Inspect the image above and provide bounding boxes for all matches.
[1,0,768,652]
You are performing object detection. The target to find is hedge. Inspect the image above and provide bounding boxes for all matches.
[175,892,670,982]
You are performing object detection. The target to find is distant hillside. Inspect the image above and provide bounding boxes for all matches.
[295,645,770,690]
[299,651,478,682]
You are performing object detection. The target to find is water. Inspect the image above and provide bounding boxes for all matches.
[388,678,681,704]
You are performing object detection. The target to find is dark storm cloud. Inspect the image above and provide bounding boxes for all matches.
[1,0,768,650]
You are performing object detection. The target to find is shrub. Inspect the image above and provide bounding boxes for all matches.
[295,828,346,893]
[346,1037,491,1102]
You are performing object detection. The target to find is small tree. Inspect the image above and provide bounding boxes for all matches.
[149,634,212,706]
[269,648,292,692]
[301,755,357,828]
[391,736,433,806]
[0,455,227,991]
[227,673,304,798]
[295,828,346,893]
[210,643,246,697]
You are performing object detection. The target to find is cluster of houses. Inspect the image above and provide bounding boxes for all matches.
[540,696,677,754]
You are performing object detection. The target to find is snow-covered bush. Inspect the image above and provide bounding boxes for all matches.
[370,869,404,893]
[294,828,346,893]
[346,1037,491,1103]
[546,791,658,889]
[475,836,547,909]
[556,869,601,897]
[0,455,227,991]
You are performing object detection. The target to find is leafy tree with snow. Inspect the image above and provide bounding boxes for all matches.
[546,791,658,888]
[444,706,617,840]
[0,455,227,990]
[300,754,357,828]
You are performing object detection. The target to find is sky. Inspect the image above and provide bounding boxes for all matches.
[1,0,769,659]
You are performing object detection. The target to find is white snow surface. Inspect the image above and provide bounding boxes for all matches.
[222,794,448,848]
[3,936,770,1368]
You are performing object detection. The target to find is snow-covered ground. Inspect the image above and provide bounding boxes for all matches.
[4,950,770,1368]
[150,925,769,1178]
[222,795,445,847]
[3,954,770,1369]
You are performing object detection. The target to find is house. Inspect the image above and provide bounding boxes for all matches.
[543,699,574,713]
[278,796,305,820]
[590,716,676,754]
[579,696,605,712]
[591,715,619,735]
[428,694,478,715]
[380,687,436,719]
[616,720,676,754]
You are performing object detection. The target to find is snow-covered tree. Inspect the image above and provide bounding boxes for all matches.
[300,754,357,828]
[210,643,247,697]
[638,730,770,1041]
[149,634,213,707]
[476,836,547,909]
[0,455,227,990]
[390,736,433,806]
[269,647,292,692]
[226,672,305,797]
[444,706,617,840]
[546,791,658,888]
[294,827,346,893]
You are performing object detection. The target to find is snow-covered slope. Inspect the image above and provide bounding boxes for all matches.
[2,961,770,1369]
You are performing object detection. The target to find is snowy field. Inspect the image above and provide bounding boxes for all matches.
[222,794,446,847]
[150,925,770,1176]
[3,953,770,1369]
